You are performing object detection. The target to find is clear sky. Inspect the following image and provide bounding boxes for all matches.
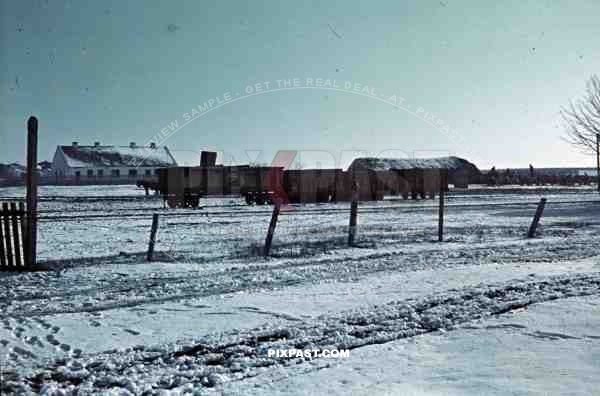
[1,0,599,170]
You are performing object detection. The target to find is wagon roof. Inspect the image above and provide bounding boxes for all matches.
[350,156,478,171]
[59,145,177,168]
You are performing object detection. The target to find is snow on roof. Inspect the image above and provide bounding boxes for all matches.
[59,145,177,168]
[350,156,476,170]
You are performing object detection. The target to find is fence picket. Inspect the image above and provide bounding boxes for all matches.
[10,202,23,267]
[19,202,26,265]
[2,202,14,266]
[0,205,5,267]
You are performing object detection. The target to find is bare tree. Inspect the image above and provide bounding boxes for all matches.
[561,75,600,154]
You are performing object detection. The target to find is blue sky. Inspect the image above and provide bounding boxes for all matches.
[1,0,599,169]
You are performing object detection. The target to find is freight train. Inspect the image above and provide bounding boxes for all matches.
[156,164,448,208]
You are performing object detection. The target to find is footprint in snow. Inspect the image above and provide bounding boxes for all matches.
[12,346,37,359]
[46,334,60,346]
[25,336,44,348]
[34,319,53,330]
[124,329,140,335]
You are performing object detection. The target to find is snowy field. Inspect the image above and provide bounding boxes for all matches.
[1,184,600,395]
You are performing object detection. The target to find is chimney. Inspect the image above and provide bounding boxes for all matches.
[94,141,100,147]
[201,151,217,167]
[149,142,156,149]
[72,141,78,147]
[129,141,136,148]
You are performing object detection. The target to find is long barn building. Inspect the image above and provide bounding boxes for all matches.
[51,141,177,184]
[349,156,480,189]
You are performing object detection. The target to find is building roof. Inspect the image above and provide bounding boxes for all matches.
[58,145,177,168]
[350,156,478,171]
[0,163,27,177]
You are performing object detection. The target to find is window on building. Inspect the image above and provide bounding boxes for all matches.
[97,169,104,177]
[87,169,94,177]
[129,169,137,177]
[145,169,151,176]
[75,171,81,178]
[154,169,161,175]
[111,169,120,177]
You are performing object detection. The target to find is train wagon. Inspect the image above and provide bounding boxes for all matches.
[283,169,339,203]
[239,166,284,205]
[157,165,284,208]
[157,163,449,208]
[390,169,448,199]
[156,165,234,208]
[332,169,404,202]
[157,167,201,208]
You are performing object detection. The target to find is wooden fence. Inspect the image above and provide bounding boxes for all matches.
[0,202,27,269]
[0,116,39,270]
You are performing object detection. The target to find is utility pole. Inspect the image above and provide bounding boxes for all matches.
[26,116,38,267]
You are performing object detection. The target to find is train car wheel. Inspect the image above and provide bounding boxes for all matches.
[167,196,179,208]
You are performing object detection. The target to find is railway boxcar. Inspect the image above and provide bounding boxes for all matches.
[332,170,353,201]
[283,169,339,203]
[239,166,284,205]
[158,165,285,208]
[337,169,394,202]
[157,161,449,208]
[157,166,203,208]
[392,169,448,199]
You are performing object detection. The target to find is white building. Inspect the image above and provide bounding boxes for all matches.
[51,141,177,181]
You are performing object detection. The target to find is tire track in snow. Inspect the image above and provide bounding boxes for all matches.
[6,272,600,394]
[3,236,599,319]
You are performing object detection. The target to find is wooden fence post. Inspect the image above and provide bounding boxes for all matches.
[348,181,359,246]
[147,213,160,261]
[264,202,281,256]
[438,171,446,242]
[25,116,38,267]
[527,198,546,238]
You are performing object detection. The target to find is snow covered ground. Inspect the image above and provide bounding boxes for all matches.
[1,185,599,395]
[231,295,600,396]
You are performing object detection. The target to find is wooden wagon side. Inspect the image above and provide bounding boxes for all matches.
[283,169,339,203]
